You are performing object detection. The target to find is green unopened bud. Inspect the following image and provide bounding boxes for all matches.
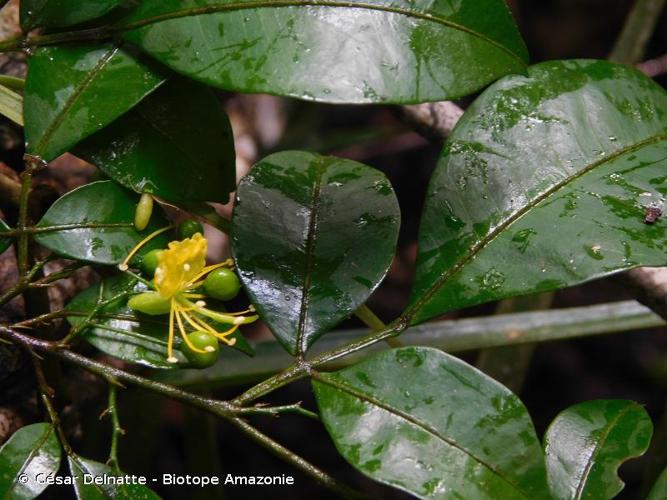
[178,219,204,240]
[182,331,220,368]
[134,193,154,231]
[127,291,170,315]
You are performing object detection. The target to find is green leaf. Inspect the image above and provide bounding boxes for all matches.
[0,218,11,254]
[0,423,62,500]
[648,466,667,500]
[34,180,170,265]
[24,44,165,161]
[313,347,549,499]
[409,60,667,324]
[232,151,400,355]
[544,399,653,500]
[66,274,253,368]
[0,83,23,126]
[68,455,160,500]
[76,78,235,204]
[21,0,123,30]
[120,0,527,104]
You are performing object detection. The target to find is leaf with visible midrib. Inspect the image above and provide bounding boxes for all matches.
[313,347,549,499]
[76,78,236,204]
[119,0,527,104]
[24,43,165,161]
[544,399,653,500]
[0,423,61,500]
[409,60,667,325]
[34,181,170,265]
[232,151,400,355]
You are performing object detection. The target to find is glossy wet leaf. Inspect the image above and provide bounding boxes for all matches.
[313,347,549,498]
[68,455,160,500]
[21,0,123,30]
[0,218,11,254]
[24,43,165,161]
[0,423,61,500]
[76,78,236,203]
[410,60,667,324]
[232,151,400,355]
[648,466,667,500]
[544,399,653,500]
[120,0,527,104]
[67,274,253,368]
[34,181,170,265]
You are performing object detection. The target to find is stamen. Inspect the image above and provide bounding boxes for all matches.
[183,298,255,325]
[224,306,255,316]
[180,308,219,336]
[215,325,239,345]
[118,225,174,271]
[186,259,234,285]
[167,298,176,362]
[175,304,208,354]
[183,293,207,299]
[195,300,206,307]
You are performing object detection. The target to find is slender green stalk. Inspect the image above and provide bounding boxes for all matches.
[220,301,663,400]
[355,304,402,348]
[30,355,73,455]
[17,164,34,276]
[104,384,124,469]
[60,280,132,344]
[609,0,667,65]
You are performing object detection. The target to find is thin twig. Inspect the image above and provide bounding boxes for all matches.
[102,383,125,470]
[609,0,667,65]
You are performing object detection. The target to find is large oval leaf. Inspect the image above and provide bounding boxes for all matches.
[232,151,400,355]
[76,78,236,203]
[313,347,549,499]
[0,423,62,500]
[68,455,160,500]
[34,181,170,265]
[21,0,123,30]
[0,218,11,254]
[120,0,527,104]
[544,399,653,500]
[66,274,253,368]
[24,44,165,161]
[409,60,667,324]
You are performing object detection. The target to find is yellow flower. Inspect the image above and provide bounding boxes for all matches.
[120,228,257,364]
[154,233,207,298]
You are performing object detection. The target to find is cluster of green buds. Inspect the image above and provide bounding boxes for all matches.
[119,216,257,368]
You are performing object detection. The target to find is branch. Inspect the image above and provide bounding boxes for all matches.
[615,268,667,321]
[156,300,663,391]
[638,52,667,78]
[609,0,667,65]
[0,325,365,496]
[400,101,463,140]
